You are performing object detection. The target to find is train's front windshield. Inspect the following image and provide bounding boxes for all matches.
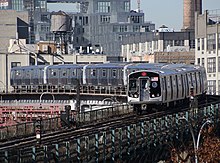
[129,79,138,92]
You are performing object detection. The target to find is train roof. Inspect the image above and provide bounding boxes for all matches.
[129,65,204,76]
[127,63,166,69]
[47,64,84,69]
[11,65,47,70]
[85,62,129,68]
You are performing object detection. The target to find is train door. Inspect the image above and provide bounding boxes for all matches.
[67,68,71,85]
[166,76,171,101]
[139,77,151,101]
[177,75,182,99]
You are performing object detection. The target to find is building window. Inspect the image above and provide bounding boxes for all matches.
[207,80,216,94]
[124,1,130,12]
[130,16,141,23]
[218,34,220,49]
[98,2,111,13]
[39,0,46,9]
[11,62,21,68]
[12,0,23,11]
[133,26,140,32]
[41,14,49,23]
[218,57,220,72]
[135,43,139,52]
[174,40,180,46]
[201,58,204,67]
[207,34,216,50]
[197,38,200,51]
[197,58,200,65]
[218,80,220,94]
[207,57,216,73]
[100,15,110,23]
[119,25,128,32]
[189,40,195,49]
[201,38,204,50]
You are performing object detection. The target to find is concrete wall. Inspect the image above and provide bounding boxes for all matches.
[0,10,28,53]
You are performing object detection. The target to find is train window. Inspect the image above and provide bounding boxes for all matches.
[176,75,178,98]
[141,79,150,90]
[198,72,202,92]
[16,71,20,76]
[193,73,197,94]
[181,75,184,97]
[129,79,137,91]
[102,69,106,77]
[91,69,96,77]
[186,74,189,94]
[187,74,191,86]
[38,69,42,77]
[51,70,56,76]
[162,78,164,89]
[170,76,173,100]
[112,69,116,77]
[62,71,66,76]
[164,77,167,101]
[72,69,76,76]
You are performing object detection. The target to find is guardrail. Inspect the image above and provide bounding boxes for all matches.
[0,104,133,141]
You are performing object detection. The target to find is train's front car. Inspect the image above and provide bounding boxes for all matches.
[127,70,162,113]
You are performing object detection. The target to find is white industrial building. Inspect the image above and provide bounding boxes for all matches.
[195,10,220,94]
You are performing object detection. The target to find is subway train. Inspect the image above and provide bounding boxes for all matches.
[10,63,207,111]
[127,64,207,112]
[10,63,166,93]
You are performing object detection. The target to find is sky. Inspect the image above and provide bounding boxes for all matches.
[131,0,220,30]
[48,0,220,31]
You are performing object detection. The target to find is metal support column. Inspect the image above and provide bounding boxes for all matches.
[77,138,81,162]
[44,146,48,163]
[140,122,145,150]
[215,104,220,134]
[4,151,8,163]
[55,144,59,163]
[103,132,106,162]
[111,129,115,162]
[85,136,89,162]
[118,128,122,161]
[95,134,99,162]
[65,142,70,162]
[210,104,214,117]
[32,147,36,163]
[126,125,131,158]
[175,114,179,139]
[146,122,151,150]
[207,105,211,116]
[203,107,207,117]
[153,119,157,146]
[133,124,137,157]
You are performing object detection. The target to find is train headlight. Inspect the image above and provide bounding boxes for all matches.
[133,92,138,98]
[141,104,147,109]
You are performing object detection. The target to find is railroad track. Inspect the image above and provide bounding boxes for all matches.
[0,113,136,150]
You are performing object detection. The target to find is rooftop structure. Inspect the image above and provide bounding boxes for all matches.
[183,0,202,30]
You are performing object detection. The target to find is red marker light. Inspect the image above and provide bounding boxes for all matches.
[141,72,147,76]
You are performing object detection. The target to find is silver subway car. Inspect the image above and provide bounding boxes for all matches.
[127,65,207,113]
